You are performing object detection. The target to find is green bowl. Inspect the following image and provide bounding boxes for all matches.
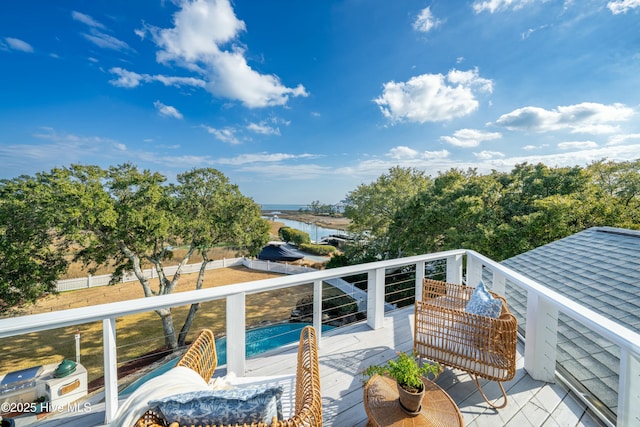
[53,359,76,378]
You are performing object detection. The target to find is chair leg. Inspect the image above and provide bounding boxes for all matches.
[471,374,508,409]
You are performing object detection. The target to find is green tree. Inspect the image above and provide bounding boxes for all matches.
[1,164,268,348]
[387,168,504,258]
[343,166,431,261]
[345,166,431,239]
[585,159,640,226]
[0,175,68,312]
[173,168,269,344]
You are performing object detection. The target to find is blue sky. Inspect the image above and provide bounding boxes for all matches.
[1,0,639,204]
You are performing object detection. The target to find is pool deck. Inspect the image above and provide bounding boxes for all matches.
[26,307,605,427]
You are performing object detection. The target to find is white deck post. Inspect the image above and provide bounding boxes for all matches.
[524,290,558,382]
[415,261,425,302]
[313,279,323,345]
[226,292,246,376]
[102,318,118,423]
[466,254,482,287]
[367,267,385,330]
[617,347,640,426]
[446,254,463,284]
[492,270,506,295]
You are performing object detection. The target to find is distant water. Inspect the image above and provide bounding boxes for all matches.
[261,204,309,211]
[268,217,344,242]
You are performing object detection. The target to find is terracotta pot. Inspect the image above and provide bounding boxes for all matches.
[397,382,424,415]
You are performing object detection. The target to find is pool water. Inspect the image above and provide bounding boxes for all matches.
[120,322,331,395]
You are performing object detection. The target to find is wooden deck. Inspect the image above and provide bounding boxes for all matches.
[32,307,605,427]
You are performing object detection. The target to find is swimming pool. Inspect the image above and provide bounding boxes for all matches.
[120,322,332,395]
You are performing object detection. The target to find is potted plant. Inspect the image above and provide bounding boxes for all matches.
[363,351,440,415]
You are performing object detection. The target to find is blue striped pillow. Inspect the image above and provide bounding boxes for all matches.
[150,384,283,426]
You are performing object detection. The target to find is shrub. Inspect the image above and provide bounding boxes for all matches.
[299,243,337,255]
[278,226,311,246]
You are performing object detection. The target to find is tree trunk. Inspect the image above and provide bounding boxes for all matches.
[178,303,200,346]
[157,307,178,350]
[177,254,209,346]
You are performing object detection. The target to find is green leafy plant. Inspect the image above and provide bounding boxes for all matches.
[363,351,440,393]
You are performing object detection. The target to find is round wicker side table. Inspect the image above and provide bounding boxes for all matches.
[363,374,464,427]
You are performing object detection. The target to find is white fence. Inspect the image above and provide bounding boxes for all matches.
[55,258,245,292]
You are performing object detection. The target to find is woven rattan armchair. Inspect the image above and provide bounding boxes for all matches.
[134,329,218,427]
[137,325,322,427]
[414,279,517,409]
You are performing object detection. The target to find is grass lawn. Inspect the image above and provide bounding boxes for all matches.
[2,265,345,390]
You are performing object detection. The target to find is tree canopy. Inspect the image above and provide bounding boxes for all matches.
[0,164,269,348]
[339,160,640,265]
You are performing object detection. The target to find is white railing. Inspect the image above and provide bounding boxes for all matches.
[466,250,640,427]
[1,249,638,426]
[241,258,382,312]
[55,258,245,292]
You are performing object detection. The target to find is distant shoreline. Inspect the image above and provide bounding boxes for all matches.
[262,209,351,231]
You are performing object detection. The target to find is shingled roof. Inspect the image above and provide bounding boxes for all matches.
[500,226,640,422]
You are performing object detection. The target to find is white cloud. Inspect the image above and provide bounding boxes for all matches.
[216,152,317,165]
[201,125,241,144]
[71,11,106,29]
[483,144,640,173]
[374,68,493,123]
[137,0,308,108]
[33,126,119,146]
[386,146,450,161]
[4,37,34,53]
[346,142,640,185]
[72,11,133,52]
[109,67,206,89]
[495,102,635,133]
[82,31,132,52]
[475,150,505,160]
[473,0,537,13]
[388,146,419,159]
[440,128,502,147]
[153,101,183,119]
[423,149,450,159]
[336,150,452,178]
[526,143,550,150]
[247,122,280,136]
[521,25,548,40]
[607,133,640,145]
[236,163,331,179]
[608,0,640,14]
[558,140,598,150]
[413,7,441,33]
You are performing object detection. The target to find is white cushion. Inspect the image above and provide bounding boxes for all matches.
[109,366,209,427]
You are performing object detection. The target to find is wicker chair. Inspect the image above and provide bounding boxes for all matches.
[134,328,218,427]
[414,279,517,409]
[137,325,322,427]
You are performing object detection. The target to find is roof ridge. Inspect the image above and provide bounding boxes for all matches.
[590,226,640,239]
